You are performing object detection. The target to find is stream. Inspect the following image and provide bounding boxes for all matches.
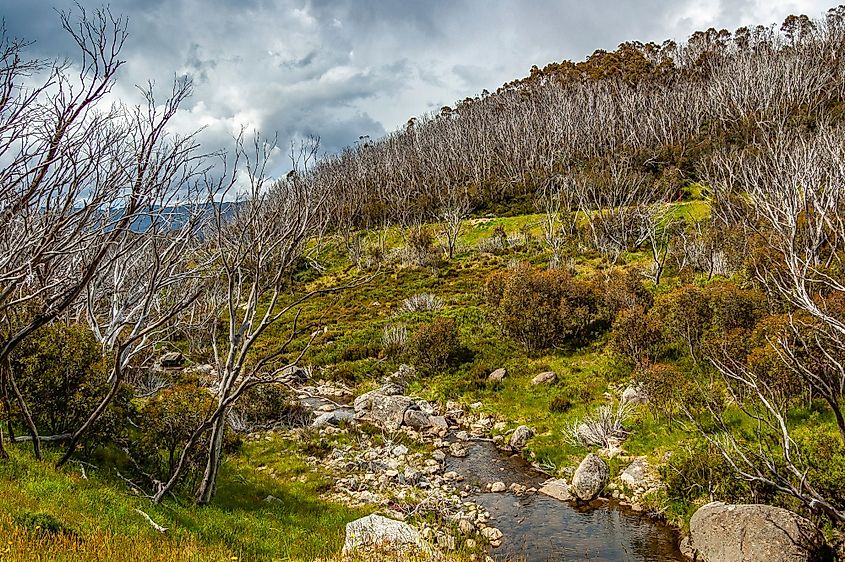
[299,394,683,561]
[446,438,684,562]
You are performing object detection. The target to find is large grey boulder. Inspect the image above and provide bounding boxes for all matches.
[342,514,429,553]
[509,425,534,449]
[354,390,413,431]
[688,502,826,562]
[370,394,414,431]
[571,453,609,501]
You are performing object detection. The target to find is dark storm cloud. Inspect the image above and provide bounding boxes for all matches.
[0,0,832,171]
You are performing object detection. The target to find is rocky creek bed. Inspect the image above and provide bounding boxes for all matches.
[283,371,684,561]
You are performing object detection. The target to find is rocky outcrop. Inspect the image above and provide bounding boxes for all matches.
[354,388,414,431]
[571,453,609,501]
[509,425,534,449]
[488,368,508,382]
[531,371,557,385]
[342,514,429,553]
[688,502,827,562]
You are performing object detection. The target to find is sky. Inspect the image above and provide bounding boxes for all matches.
[1,0,834,173]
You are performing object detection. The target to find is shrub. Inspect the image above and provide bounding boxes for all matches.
[233,383,308,430]
[661,440,756,507]
[397,293,443,314]
[14,512,76,539]
[410,317,461,371]
[652,285,711,361]
[601,268,653,316]
[794,427,845,511]
[11,323,132,450]
[382,323,408,358]
[610,305,664,367]
[132,384,215,484]
[485,263,604,351]
[549,395,574,413]
[406,227,435,266]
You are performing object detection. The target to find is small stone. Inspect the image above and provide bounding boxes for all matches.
[449,442,468,458]
[488,368,507,382]
[432,449,446,462]
[509,425,534,449]
[481,527,503,542]
[490,481,507,493]
[391,444,409,457]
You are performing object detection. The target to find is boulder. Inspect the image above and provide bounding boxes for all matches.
[622,385,647,405]
[620,457,651,491]
[355,391,413,431]
[312,409,355,428]
[571,453,609,501]
[490,481,507,493]
[688,502,827,562]
[539,478,572,501]
[342,514,429,553]
[531,371,557,385]
[509,425,534,449]
[429,415,449,431]
[281,365,309,384]
[159,352,184,368]
[403,409,431,429]
[488,368,508,382]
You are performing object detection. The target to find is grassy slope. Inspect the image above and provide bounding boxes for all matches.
[0,439,364,561]
[4,194,837,556]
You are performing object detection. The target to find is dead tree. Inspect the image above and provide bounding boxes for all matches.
[147,136,364,504]
[0,8,195,459]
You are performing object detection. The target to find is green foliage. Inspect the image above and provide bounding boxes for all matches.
[610,305,664,367]
[12,323,132,449]
[132,384,215,484]
[484,263,605,352]
[13,511,74,538]
[409,317,462,371]
[236,384,308,429]
[794,427,845,511]
[661,439,755,508]
[549,395,574,413]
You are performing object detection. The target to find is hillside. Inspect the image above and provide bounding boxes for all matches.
[2,5,845,562]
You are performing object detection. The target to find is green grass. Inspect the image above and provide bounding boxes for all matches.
[0,439,366,561]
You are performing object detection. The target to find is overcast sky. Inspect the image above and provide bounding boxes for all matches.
[1,0,834,170]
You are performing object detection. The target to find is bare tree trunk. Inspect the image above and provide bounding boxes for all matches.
[195,411,226,505]
[4,359,39,460]
[1,366,14,441]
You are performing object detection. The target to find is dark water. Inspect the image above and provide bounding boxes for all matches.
[447,439,684,562]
